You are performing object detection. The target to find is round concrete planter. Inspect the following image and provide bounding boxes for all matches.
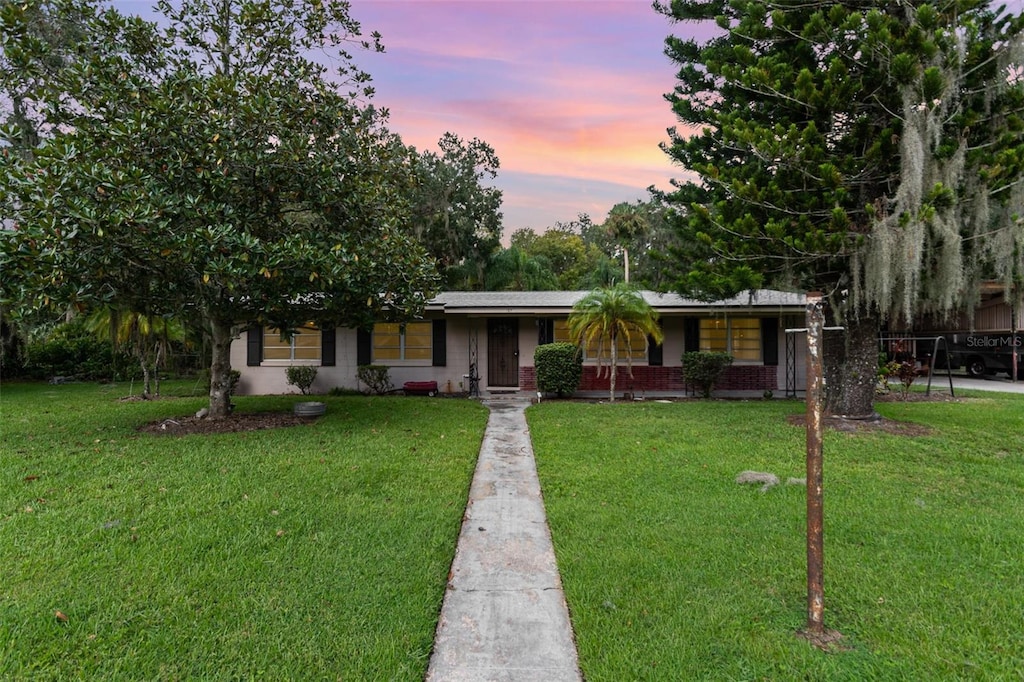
[293,401,326,417]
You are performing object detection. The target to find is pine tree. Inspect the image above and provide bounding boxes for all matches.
[659,0,1024,416]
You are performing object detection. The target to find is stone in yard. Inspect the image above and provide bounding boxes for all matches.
[736,470,780,492]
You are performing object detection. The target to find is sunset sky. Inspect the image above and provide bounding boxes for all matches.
[112,0,1023,238]
[348,0,692,235]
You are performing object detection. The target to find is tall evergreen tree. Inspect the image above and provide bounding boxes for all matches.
[659,0,1024,416]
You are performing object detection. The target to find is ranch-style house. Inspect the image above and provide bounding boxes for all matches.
[231,289,809,398]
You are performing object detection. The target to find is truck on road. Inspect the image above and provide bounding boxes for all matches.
[931,332,1022,378]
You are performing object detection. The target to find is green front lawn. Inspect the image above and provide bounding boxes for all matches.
[529,396,1024,680]
[0,382,487,680]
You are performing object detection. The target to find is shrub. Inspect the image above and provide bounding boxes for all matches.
[876,356,917,399]
[357,364,392,395]
[534,342,582,397]
[285,365,319,395]
[681,351,733,398]
[23,319,128,381]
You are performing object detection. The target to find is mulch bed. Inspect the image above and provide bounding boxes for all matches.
[785,412,934,436]
[138,412,315,436]
[783,388,966,436]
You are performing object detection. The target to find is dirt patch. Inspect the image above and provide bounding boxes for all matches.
[786,412,933,436]
[138,411,315,436]
[875,389,961,403]
[796,627,848,652]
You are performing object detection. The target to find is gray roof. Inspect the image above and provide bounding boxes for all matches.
[427,289,806,315]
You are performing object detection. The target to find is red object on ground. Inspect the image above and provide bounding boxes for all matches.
[403,381,438,396]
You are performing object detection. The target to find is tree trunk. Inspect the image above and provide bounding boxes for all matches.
[153,344,163,397]
[141,363,152,398]
[208,318,235,419]
[609,333,618,402]
[823,313,879,419]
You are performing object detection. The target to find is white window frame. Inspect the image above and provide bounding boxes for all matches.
[699,317,761,363]
[261,323,321,366]
[372,321,433,366]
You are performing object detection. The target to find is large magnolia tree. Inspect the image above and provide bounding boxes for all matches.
[1,0,439,418]
[659,0,1024,416]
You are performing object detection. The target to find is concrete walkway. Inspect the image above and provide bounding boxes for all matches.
[426,397,582,682]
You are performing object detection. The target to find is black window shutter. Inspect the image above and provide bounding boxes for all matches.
[538,319,554,345]
[357,328,371,366]
[683,317,700,354]
[761,318,779,365]
[247,325,262,366]
[648,319,664,366]
[648,337,664,366]
[320,327,336,366]
[432,319,447,367]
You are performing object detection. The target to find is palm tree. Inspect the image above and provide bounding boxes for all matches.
[484,246,559,291]
[603,202,650,283]
[567,283,664,402]
[85,308,186,397]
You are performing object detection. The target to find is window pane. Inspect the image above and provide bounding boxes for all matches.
[263,346,292,360]
[404,323,432,350]
[405,347,433,361]
[700,319,727,352]
[293,347,320,360]
[731,318,761,361]
[553,320,572,343]
[263,323,320,361]
[375,347,401,361]
[373,323,401,361]
[372,321,432,362]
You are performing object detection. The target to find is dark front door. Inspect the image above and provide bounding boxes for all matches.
[487,318,519,387]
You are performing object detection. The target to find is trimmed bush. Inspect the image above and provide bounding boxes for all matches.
[535,342,582,397]
[681,351,733,398]
[357,364,393,395]
[285,365,319,395]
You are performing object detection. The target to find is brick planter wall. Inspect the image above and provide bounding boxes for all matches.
[520,364,778,394]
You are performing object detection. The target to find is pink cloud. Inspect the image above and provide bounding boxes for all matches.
[354,1,709,229]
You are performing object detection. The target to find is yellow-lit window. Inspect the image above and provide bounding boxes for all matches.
[373,322,432,362]
[729,318,761,361]
[555,319,648,361]
[699,318,761,361]
[553,319,572,343]
[699,319,728,353]
[264,323,320,361]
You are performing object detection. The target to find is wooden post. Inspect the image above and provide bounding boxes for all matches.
[805,293,825,635]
